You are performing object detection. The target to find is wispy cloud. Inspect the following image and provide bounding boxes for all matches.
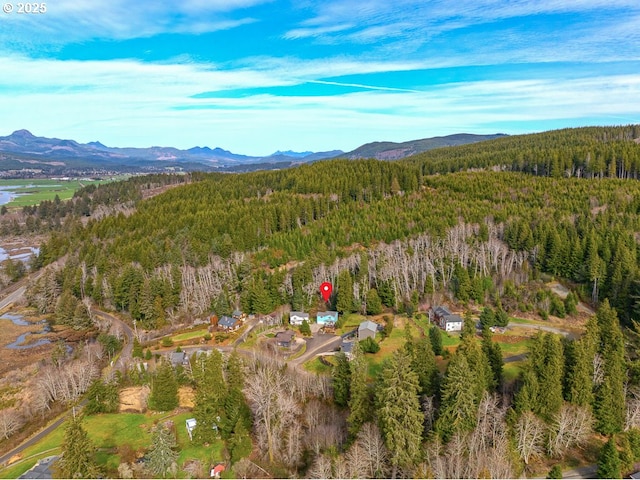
[2,53,639,154]
[0,0,270,49]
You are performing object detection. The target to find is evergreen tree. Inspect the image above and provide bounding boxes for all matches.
[347,342,371,437]
[56,414,100,479]
[597,436,621,479]
[149,361,178,412]
[435,353,478,442]
[535,333,564,421]
[594,301,626,435]
[366,288,383,315]
[547,465,563,479]
[564,340,594,407]
[299,319,312,336]
[564,292,578,315]
[146,424,178,478]
[85,380,119,415]
[337,270,354,313]
[332,352,351,407]
[132,338,143,358]
[482,328,503,389]
[225,349,245,391]
[429,325,443,356]
[192,350,225,443]
[406,334,438,396]
[377,280,395,308]
[376,351,423,477]
[514,366,539,414]
[453,263,471,302]
[479,306,496,328]
[227,420,253,463]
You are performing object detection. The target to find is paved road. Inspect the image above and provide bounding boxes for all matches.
[0,285,26,312]
[0,306,134,466]
[561,464,598,479]
[91,308,134,374]
[289,333,342,366]
[507,322,577,339]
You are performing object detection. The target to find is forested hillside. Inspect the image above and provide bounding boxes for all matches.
[15,124,640,478]
[24,126,640,328]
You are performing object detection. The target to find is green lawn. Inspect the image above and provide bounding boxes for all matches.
[366,327,407,378]
[0,178,120,208]
[303,356,336,375]
[172,328,209,342]
[335,313,366,335]
[503,361,526,382]
[0,410,224,479]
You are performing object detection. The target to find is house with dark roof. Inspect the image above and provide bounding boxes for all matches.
[430,306,463,332]
[358,320,379,341]
[170,351,186,367]
[19,456,59,479]
[275,330,296,348]
[317,311,338,325]
[218,315,240,331]
[341,340,354,359]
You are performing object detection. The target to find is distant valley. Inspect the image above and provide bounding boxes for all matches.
[0,129,506,177]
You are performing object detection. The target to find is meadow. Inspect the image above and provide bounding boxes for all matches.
[0,178,122,208]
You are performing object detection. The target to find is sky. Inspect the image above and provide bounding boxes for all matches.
[1,1,640,156]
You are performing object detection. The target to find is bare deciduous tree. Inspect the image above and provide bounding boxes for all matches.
[307,454,333,479]
[0,408,23,439]
[515,411,545,465]
[626,386,640,430]
[547,404,593,457]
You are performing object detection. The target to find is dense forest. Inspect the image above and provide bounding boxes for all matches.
[11,124,640,478]
[22,125,640,330]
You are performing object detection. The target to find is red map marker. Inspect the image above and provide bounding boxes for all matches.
[320,282,333,302]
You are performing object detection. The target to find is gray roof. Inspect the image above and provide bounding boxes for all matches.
[358,320,378,333]
[443,314,463,324]
[218,316,238,328]
[232,309,243,317]
[276,330,295,342]
[317,311,339,320]
[170,351,186,365]
[19,456,59,479]
[341,341,354,354]
[290,311,310,318]
[433,306,452,317]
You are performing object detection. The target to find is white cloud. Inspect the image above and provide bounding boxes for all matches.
[1,54,639,155]
[0,0,271,48]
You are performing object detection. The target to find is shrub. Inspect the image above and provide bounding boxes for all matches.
[359,337,380,354]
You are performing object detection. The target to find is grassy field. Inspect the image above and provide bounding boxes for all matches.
[303,356,336,375]
[0,178,122,208]
[171,327,209,342]
[0,410,224,479]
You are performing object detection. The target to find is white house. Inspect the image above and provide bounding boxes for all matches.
[289,311,310,326]
[186,418,197,441]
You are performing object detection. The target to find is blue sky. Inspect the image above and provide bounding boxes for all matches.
[1,0,639,155]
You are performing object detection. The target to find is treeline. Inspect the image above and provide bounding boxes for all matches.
[408,125,640,178]
[319,301,637,478]
[28,171,640,328]
[0,174,189,236]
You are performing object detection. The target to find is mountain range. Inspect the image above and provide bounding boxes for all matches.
[0,129,507,175]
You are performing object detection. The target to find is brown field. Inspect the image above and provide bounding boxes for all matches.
[119,385,194,413]
[119,386,150,413]
[0,310,54,378]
